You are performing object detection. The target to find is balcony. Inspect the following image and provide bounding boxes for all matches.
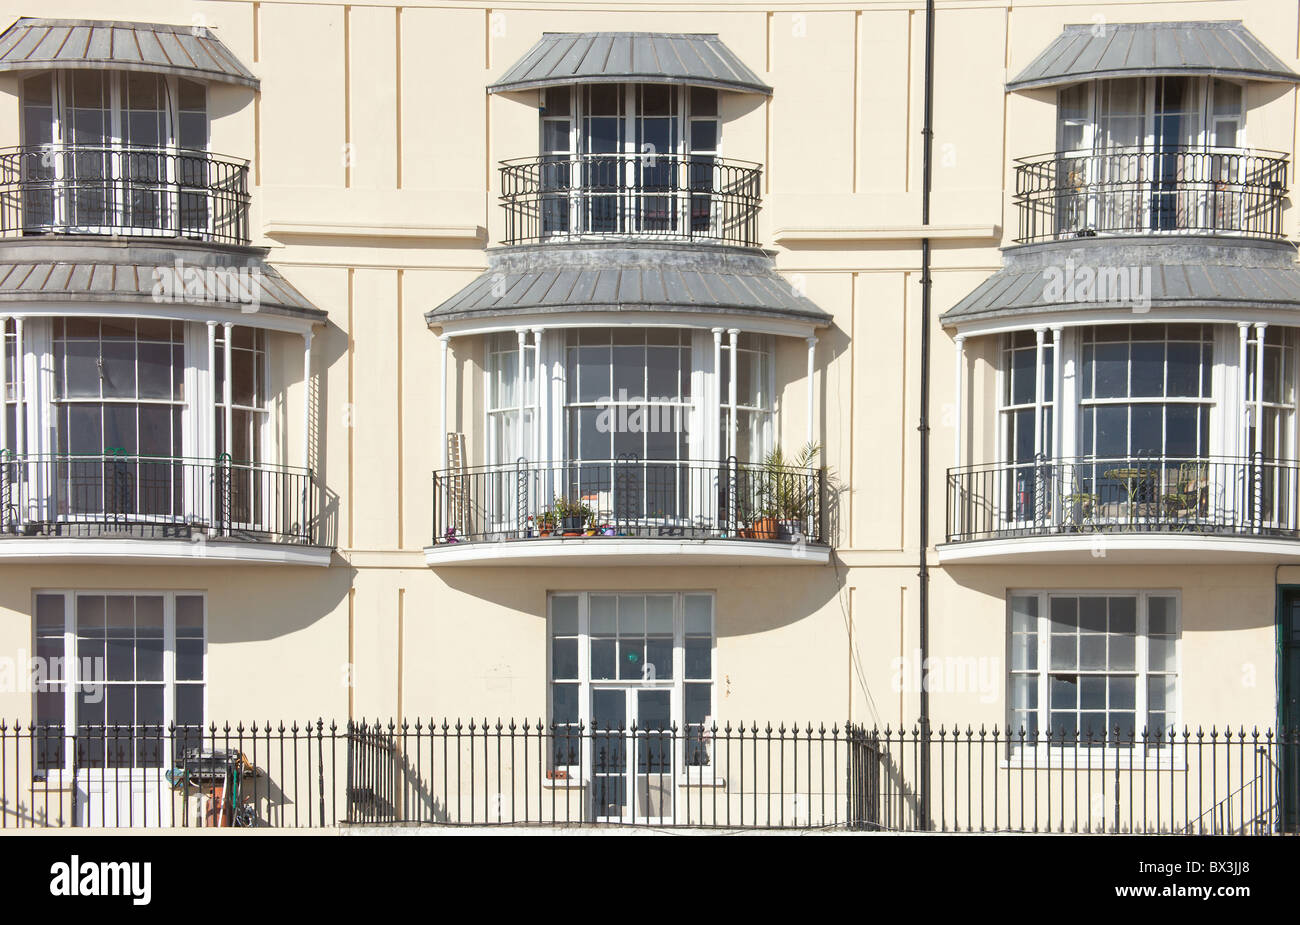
[499,153,761,248]
[428,458,829,566]
[0,144,250,247]
[943,455,1300,564]
[1013,147,1288,244]
[0,453,326,565]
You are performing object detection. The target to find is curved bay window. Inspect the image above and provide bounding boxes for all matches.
[0,317,283,538]
[467,326,781,539]
[15,71,214,238]
[1013,74,1289,243]
[971,321,1300,539]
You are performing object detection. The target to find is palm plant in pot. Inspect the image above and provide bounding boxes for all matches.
[752,441,821,540]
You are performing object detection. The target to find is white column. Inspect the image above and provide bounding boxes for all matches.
[222,322,233,458]
[1254,323,1268,531]
[953,335,965,471]
[1238,322,1250,458]
[516,329,527,462]
[727,328,739,460]
[206,321,217,459]
[532,328,544,467]
[14,317,24,458]
[1050,327,1063,458]
[0,315,8,453]
[1033,327,1046,459]
[805,336,817,447]
[301,331,313,470]
[439,335,450,472]
[712,328,723,459]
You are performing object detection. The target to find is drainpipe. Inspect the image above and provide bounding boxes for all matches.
[917,0,936,830]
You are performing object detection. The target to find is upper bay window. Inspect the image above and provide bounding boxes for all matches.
[502,82,761,247]
[1015,76,1286,241]
[8,71,249,245]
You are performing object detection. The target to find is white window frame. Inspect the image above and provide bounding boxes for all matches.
[1005,589,1181,769]
[20,70,211,237]
[32,589,208,782]
[547,591,717,785]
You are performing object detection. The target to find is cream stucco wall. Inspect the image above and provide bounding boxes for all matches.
[0,0,1296,744]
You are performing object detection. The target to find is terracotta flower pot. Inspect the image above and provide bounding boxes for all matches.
[751,517,780,539]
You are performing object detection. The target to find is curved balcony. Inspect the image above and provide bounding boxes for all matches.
[428,458,828,566]
[0,452,326,565]
[0,144,250,247]
[1013,147,1288,245]
[943,454,1300,564]
[500,153,761,248]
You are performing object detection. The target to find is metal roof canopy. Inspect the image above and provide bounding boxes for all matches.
[0,18,259,89]
[1007,21,1300,91]
[427,242,829,336]
[942,237,1300,333]
[490,32,771,95]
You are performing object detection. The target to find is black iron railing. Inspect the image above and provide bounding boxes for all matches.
[432,457,824,546]
[0,452,316,544]
[500,153,762,247]
[1014,146,1288,243]
[3,719,1295,831]
[0,144,250,246]
[947,454,1300,543]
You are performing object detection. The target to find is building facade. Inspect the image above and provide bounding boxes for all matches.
[0,0,1297,831]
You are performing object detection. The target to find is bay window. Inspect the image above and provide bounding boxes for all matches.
[1009,591,1178,750]
[20,70,210,236]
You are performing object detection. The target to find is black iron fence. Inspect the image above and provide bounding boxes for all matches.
[2,720,1295,832]
[1014,146,1288,243]
[500,153,762,247]
[0,452,317,544]
[947,454,1300,543]
[0,144,250,246]
[432,457,824,546]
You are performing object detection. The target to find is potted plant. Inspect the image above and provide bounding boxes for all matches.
[534,509,557,537]
[753,441,822,540]
[552,497,593,536]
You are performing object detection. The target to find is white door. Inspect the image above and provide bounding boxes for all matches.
[590,687,675,823]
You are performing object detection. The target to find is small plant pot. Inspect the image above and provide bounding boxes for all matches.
[561,515,585,535]
[751,517,780,540]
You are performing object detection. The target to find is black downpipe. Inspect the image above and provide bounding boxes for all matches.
[918,0,936,830]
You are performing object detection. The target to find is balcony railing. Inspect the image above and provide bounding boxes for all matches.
[2,719,1295,831]
[500,153,762,247]
[0,144,250,246]
[1013,146,1288,244]
[947,454,1300,543]
[433,457,824,546]
[0,452,316,545]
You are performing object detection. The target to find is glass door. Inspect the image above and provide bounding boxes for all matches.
[589,687,674,823]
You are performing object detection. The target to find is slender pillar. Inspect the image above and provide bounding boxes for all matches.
[439,335,450,472]
[1033,327,1046,459]
[516,329,527,462]
[952,335,965,471]
[14,317,24,457]
[1238,322,1250,458]
[805,336,818,447]
[301,331,313,470]
[532,328,544,467]
[1254,323,1268,531]
[206,321,217,459]
[222,323,234,458]
[1050,327,1063,458]
[727,329,739,460]
[0,315,8,453]
[712,328,723,458]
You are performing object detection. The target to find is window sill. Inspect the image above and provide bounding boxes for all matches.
[1001,754,1187,772]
